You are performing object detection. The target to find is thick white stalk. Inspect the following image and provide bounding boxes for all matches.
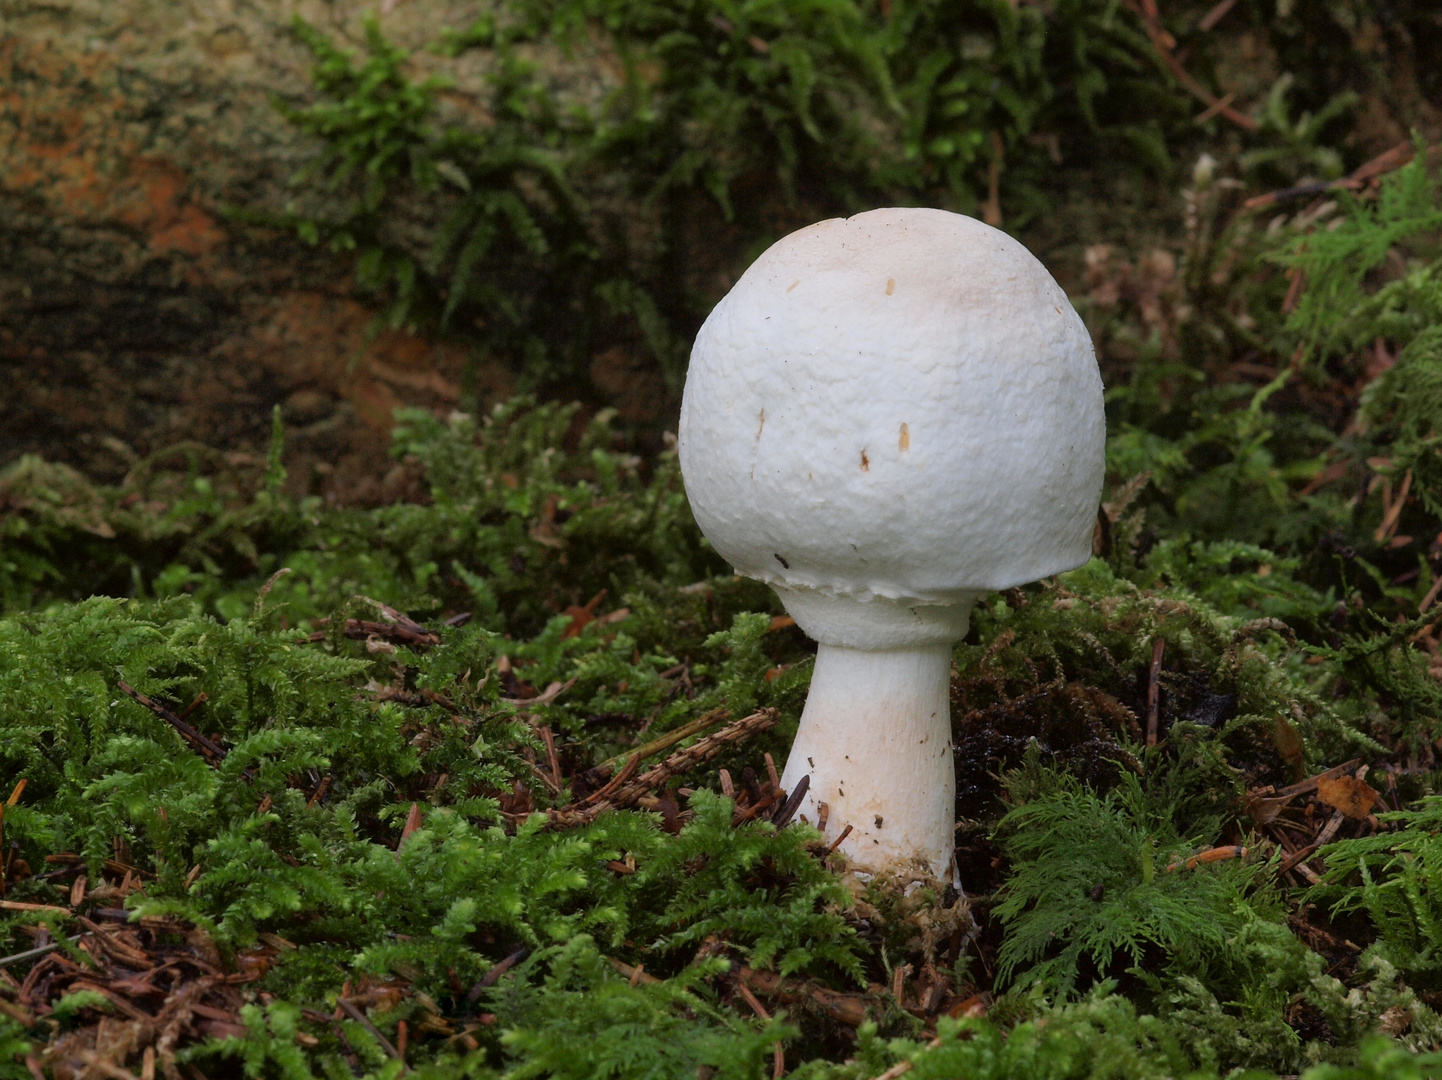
[779,642,955,880]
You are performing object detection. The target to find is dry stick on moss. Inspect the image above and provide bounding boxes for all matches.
[338,999,403,1065]
[735,967,870,1028]
[467,946,530,1003]
[1253,759,1364,809]
[1165,845,1248,872]
[0,780,22,897]
[306,776,332,808]
[1244,140,1440,209]
[734,981,786,1080]
[43,852,158,882]
[1420,574,1442,614]
[1277,841,1322,878]
[1146,639,1165,747]
[867,1041,943,1080]
[575,751,646,810]
[1195,0,1239,32]
[303,597,442,649]
[733,786,783,825]
[771,775,810,827]
[0,899,72,915]
[1117,0,1257,130]
[330,619,441,648]
[551,709,781,826]
[539,727,562,790]
[583,707,732,786]
[613,957,872,1042]
[397,804,424,851]
[117,681,227,764]
[0,937,82,970]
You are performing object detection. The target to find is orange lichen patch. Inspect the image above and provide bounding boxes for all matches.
[117,159,227,256]
[0,37,226,259]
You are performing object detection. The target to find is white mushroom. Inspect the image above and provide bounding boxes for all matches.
[678,207,1105,882]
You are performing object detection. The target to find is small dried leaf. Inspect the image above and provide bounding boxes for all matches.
[1317,775,1379,820]
[1245,793,1290,825]
[1273,715,1305,776]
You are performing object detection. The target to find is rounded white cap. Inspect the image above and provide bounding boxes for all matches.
[679,207,1104,619]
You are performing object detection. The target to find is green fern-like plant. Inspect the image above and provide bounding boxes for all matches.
[1277,137,1442,361]
[992,762,1280,995]
[1312,796,1442,987]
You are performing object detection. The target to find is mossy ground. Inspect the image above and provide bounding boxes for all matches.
[4,0,1442,1077]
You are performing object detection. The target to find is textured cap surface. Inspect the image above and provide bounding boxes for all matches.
[679,207,1105,603]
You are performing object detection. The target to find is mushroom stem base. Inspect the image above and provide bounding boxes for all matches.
[779,642,956,881]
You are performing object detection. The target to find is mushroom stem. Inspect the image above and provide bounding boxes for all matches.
[780,641,956,881]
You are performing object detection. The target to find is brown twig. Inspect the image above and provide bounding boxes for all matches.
[0,899,72,914]
[772,775,810,828]
[307,776,332,808]
[1267,759,1363,801]
[1420,574,1442,614]
[337,998,403,1063]
[865,1038,944,1080]
[1243,140,1436,209]
[1119,0,1257,130]
[1195,0,1239,31]
[1146,638,1165,746]
[397,803,424,852]
[577,752,645,809]
[552,710,781,827]
[735,983,785,1078]
[1278,841,1321,876]
[116,681,227,764]
[1282,267,1307,315]
[605,957,660,986]
[737,966,870,1028]
[584,708,731,786]
[468,946,530,1001]
[539,727,562,791]
[733,787,783,825]
[43,852,157,881]
[0,937,82,969]
[1375,468,1413,543]
[305,598,441,648]
[1193,91,1236,125]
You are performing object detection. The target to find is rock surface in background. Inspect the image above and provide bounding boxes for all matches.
[0,0,520,500]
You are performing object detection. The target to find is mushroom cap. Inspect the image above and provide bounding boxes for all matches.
[679,207,1105,604]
